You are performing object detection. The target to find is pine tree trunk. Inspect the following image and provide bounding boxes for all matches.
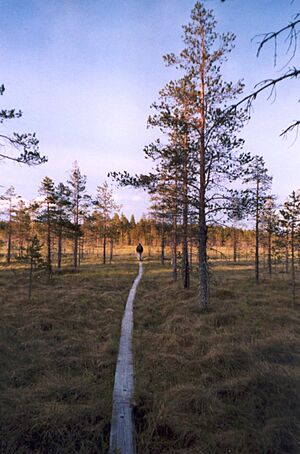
[57,226,62,271]
[172,176,178,282]
[255,179,259,283]
[182,130,190,288]
[161,235,165,265]
[297,232,300,269]
[7,228,12,264]
[189,240,193,273]
[28,257,33,301]
[110,238,113,263]
[172,212,177,282]
[233,227,237,263]
[161,209,165,265]
[7,203,12,264]
[268,229,272,277]
[73,193,80,269]
[291,224,296,303]
[103,235,107,264]
[285,233,289,274]
[47,204,52,279]
[81,237,84,261]
[182,238,189,288]
[78,238,81,266]
[74,233,78,269]
[198,27,208,310]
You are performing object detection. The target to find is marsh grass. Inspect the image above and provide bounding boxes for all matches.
[133,262,300,453]
[0,256,138,453]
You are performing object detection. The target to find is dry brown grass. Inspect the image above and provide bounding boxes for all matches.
[133,262,300,453]
[0,255,139,453]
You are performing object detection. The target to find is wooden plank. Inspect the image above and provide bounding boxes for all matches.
[109,262,143,454]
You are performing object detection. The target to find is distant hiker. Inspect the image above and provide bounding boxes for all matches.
[136,242,143,261]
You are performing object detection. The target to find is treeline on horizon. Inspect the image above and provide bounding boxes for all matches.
[1,160,300,290]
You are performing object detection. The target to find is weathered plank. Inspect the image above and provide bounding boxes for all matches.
[109,262,143,454]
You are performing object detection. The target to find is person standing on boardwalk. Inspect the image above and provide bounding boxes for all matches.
[136,242,143,261]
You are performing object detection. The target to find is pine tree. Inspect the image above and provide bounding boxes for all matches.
[68,162,89,269]
[243,156,272,283]
[110,3,250,307]
[37,177,56,279]
[280,191,300,304]
[94,181,119,264]
[1,186,20,264]
[26,235,44,301]
[160,2,248,307]
[55,183,72,271]
[261,196,278,277]
[14,200,31,258]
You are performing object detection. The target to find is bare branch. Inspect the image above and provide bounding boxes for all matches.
[228,68,300,114]
[280,120,300,138]
[255,18,300,62]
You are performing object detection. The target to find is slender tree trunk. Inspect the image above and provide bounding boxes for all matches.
[80,237,84,261]
[255,179,259,283]
[74,233,78,268]
[291,224,296,303]
[189,240,193,273]
[172,210,178,282]
[103,237,106,264]
[47,204,52,279]
[285,232,289,274]
[20,238,25,257]
[73,196,79,269]
[267,229,272,277]
[298,232,300,269]
[103,221,107,264]
[198,27,208,309]
[7,204,12,264]
[57,225,62,271]
[233,227,237,263]
[262,235,266,271]
[182,130,190,288]
[161,209,165,266]
[110,238,113,263]
[78,238,81,266]
[171,175,178,282]
[161,235,165,265]
[29,257,33,301]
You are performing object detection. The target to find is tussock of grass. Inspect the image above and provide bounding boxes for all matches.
[0,258,138,453]
[133,262,300,453]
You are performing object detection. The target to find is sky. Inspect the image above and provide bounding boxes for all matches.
[0,0,299,219]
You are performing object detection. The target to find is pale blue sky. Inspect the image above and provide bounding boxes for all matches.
[0,0,299,218]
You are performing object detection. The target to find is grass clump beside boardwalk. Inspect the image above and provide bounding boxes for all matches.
[0,256,138,453]
[133,262,300,454]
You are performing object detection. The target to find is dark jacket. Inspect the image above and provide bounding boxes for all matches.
[136,243,143,253]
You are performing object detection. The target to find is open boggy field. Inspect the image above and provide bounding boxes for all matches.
[133,261,300,454]
[0,255,138,453]
[0,254,300,454]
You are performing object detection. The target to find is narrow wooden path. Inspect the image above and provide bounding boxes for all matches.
[109,262,143,454]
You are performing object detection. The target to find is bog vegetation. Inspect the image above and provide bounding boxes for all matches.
[1,1,300,453]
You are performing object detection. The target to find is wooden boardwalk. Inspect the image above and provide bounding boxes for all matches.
[109,262,143,454]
